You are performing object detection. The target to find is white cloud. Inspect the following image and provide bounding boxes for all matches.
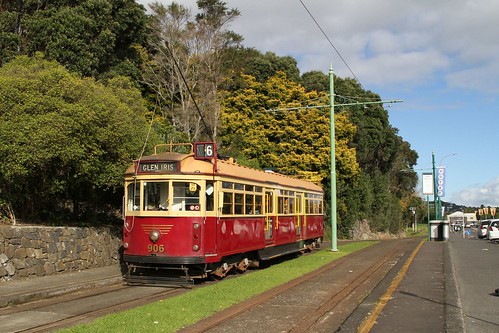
[139,0,499,92]
[445,61,499,94]
[452,177,499,207]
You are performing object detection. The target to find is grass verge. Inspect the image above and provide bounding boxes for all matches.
[62,241,374,333]
[405,224,429,238]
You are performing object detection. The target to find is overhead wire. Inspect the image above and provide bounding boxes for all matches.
[298,0,365,90]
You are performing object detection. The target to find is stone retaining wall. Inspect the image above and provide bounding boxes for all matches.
[0,225,121,282]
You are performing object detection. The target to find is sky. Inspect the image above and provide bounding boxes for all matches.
[139,0,499,207]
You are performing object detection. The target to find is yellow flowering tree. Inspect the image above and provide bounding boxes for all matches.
[219,72,360,185]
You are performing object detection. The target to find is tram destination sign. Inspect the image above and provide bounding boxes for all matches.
[138,161,178,173]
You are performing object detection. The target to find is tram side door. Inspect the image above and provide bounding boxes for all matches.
[264,191,274,243]
[295,193,303,239]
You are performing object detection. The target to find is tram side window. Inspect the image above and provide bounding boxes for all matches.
[277,190,296,215]
[144,182,169,211]
[255,195,262,214]
[127,183,140,211]
[289,197,295,214]
[246,194,254,214]
[172,182,200,211]
[220,183,263,215]
[223,192,233,214]
[278,197,290,214]
[234,193,244,214]
[306,194,324,214]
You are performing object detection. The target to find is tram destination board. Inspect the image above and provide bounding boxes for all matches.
[137,161,178,173]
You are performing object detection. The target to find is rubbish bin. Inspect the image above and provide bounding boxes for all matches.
[429,220,440,240]
[441,220,449,240]
[429,220,449,241]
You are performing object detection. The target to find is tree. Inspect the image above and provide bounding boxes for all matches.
[245,51,300,84]
[331,76,419,233]
[222,48,302,90]
[301,70,329,92]
[220,72,360,184]
[142,0,241,141]
[0,0,149,82]
[0,55,155,222]
[228,69,419,235]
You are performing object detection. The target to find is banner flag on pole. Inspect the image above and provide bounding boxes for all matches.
[436,166,446,197]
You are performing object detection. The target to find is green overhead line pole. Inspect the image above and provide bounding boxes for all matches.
[270,67,402,253]
[329,67,338,252]
[328,66,402,252]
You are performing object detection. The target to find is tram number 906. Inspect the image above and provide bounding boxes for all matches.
[148,244,165,253]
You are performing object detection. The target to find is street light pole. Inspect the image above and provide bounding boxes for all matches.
[432,152,438,220]
[462,210,465,239]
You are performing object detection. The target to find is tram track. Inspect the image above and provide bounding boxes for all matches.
[3,284,188,333]
[289,239,414,332]
[180,237,422,333]
[3,238,421,333]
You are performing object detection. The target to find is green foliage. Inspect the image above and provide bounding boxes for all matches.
[0,0,149,81]
[0,1,420,234]
[0,55,154,222]
[222,48,301,89]
[246,51,300,83]
[219,72,360,184]
[331,77,419,233]
[219,69,421,236]
[301,70,329,92]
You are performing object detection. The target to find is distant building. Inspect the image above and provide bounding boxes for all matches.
[446,212,478,225]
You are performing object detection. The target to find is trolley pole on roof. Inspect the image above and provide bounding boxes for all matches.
[329,66,338,252]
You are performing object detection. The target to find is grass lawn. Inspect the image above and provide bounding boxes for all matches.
[62,241,374,333]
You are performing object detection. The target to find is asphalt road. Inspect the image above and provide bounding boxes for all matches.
[448,230,499,332]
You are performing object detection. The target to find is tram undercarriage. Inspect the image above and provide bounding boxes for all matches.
[124,238,321,287]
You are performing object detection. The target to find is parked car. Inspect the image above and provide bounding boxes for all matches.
[465,221,478,228]
[477,220,491,239]
[486,219,499,241]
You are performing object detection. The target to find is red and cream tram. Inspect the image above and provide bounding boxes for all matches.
[122,142,324,285]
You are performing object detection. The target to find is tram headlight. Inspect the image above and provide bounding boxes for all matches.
[192,244,199,251]
[149,230,161,243]
[123,242,129,249]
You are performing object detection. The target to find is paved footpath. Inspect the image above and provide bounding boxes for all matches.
[368,239,446,332]
[367,232,498,333]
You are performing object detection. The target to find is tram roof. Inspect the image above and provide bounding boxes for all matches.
[125,152,323,193]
